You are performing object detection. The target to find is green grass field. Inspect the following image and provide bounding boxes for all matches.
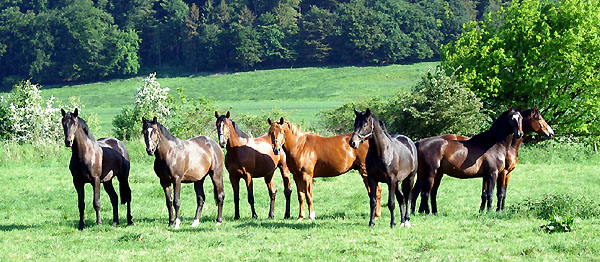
[0,142,599,261]
[2,64,600,260]
[40,63,436,136]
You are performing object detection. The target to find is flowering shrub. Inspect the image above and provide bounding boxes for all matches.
[113,73,174,140]
[0,80,61,144]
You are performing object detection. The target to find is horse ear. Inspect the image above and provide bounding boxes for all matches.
[61,108,66,116]
[279,117,284,125]
[354,108,359,116]
[214,111,219,118]
[366,108,371,115]
[73,108,79,117]
[142,116,147,123]
[267,118,272,125]
[152,116,157,124]
[226,111,230,118]
[508,105,513,111]
[517,106,522,112]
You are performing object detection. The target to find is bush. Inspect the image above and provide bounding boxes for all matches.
[319,66,486,140]
[236,107,289,137]
[508,193,600,219]
[541,215,576,233]
[112,73,174,140]
[0,80,61,144]
[170,88,217,139]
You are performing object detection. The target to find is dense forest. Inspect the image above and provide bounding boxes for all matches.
[0,0,509,86]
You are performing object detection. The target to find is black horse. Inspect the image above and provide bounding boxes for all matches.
[61,108,134,230]
[349,109,417,228]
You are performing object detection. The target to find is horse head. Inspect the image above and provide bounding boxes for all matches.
[61,108,80,147]
[267,117,286,155]
[141,116,160,155]
[215,111,231,148]
[523,106,554,139]
[350,108,374,149]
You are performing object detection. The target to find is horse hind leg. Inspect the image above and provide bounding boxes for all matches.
[400,177,413,228]
[192,177,206,227]
[230,175,241,220]
[244,174,258,219]
[361,175,381,218]
[103,181,120,227]
[419,170,436,215]
[367,177,378,227]
[210,170,225,225]
[118,160,134,225]
[306,175,316,220]
[388,180,399,228]
[430,174,443,214]
[278,165,292,219]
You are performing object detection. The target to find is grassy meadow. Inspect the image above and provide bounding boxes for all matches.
[1,64,600,261]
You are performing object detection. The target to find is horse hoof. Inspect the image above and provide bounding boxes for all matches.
[234,215,240,220]
[404,221,411,228]
[78,224,85,231]
[192,219,200,228]
[297,218,303,223]
[215,221,222,226]
[112,222,119,227]
[252,215,258,220]
[390,223,396,228]
[174,218,181,229]
[309,212,316,220]
[128,220,136,226]
[369,222,375,227]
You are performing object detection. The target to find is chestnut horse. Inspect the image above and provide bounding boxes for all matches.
[142,117,225,228]
[349,109,417,228]
[267,118,381,221]
[412,107,553,214]
[415,108,523,214]
[215,111,293,219]
[61,108,134,230]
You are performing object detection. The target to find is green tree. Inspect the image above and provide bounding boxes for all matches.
[442,0,600,135]
[298,6,335,63]
[334,0,384,64]
[225,22,262,69]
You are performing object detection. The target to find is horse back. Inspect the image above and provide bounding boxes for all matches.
[306,133,362,177]
[187,136,224,174]
[225,135,280,177]
[392,134,418,174]
[98,137,129,160]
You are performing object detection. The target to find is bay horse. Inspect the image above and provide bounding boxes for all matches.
[142,117,225,228]
[61,108,134,230]
[267,118,382,221]
[349,109,417,228]
[412,107,553,214]
[415,108,524,214]
[215,111,293,219]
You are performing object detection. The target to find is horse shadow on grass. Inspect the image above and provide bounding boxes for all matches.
[0,224,37,231]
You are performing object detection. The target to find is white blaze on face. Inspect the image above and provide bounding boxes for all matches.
[512,114,520,124]
[547,125,554,136]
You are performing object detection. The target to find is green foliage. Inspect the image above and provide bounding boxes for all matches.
[235,107,289,137]
[298,6,335,63]
[319,66,485,139]
[540,215,576,233]
[112,73,174,140]
[442,0,600,135]
[509,193,600,220]
[386,66,486,139]
[170,88,217,139]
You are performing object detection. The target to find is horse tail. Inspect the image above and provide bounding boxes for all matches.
[118,158,132,204]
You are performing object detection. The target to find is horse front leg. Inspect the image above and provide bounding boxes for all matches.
[230,175,241,220]
[361,175,381,218]
[265,176,277,219]
[487,171,498,211]
[367,176,378,227]
[245,174,258,219]
[172,178,182,229]
[161,181,174,227]
[74,181,85,230]
[400,176,413,227]
[430,174,443,214]
[278,165,292,219]
[306,174,316,220]
[103,181,119,227]
[496,170,508,211]
[295,175,307,221]
[388,180,398,228]
[192,177,206,227]
[92,177,102,225]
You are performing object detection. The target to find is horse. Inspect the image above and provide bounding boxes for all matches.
[267,117,382,221]
[411,107,553,214]
[61,108,134,230]
[415,108,523,214]
[215,111,293,219]
[349,109,417,228]
[142,116,225,228]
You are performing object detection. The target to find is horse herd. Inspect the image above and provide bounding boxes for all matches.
[60,106,554,230]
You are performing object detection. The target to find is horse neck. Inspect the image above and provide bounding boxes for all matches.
[282,125,302,155]
[154,129,179,160]
[72,125,97,158]
[369,121,390,157]
[226,122,248,148]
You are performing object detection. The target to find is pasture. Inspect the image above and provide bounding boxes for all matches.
[1,64,599,260]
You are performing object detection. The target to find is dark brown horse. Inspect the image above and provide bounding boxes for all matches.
[412,107,553,213]
[215,111,293,219]
[61,108,134,230]
[415,108,523,214]
[267,118,382,221]
[142,117,225,228]
[349,109,417,228]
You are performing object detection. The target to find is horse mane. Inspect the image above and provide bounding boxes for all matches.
[77,117,95,141]
[231,120,249,138]
[520,108,533,120]
[156,122,178,141]
[368,112,393,140]
[471,109,515,142]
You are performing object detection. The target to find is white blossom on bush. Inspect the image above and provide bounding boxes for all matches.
[134,72,172,121]
[3,80,61,144]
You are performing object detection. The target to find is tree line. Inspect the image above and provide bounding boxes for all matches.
[0,0,508,86]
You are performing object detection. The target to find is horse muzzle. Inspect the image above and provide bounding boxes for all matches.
[146,148,155,156]
[65,139,73,147]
